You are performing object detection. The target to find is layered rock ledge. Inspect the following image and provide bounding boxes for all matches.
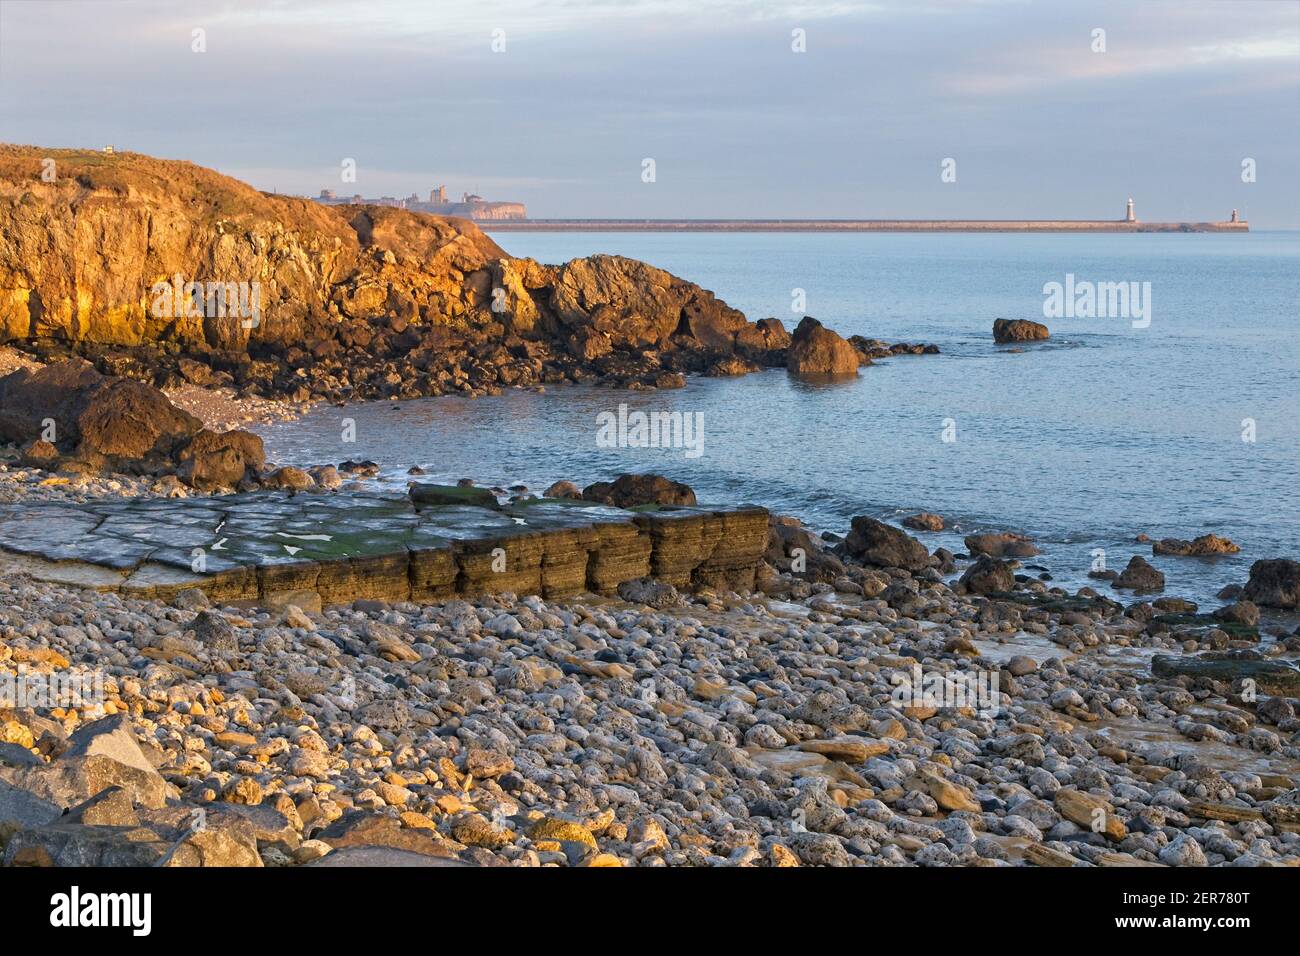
[0,490,769,606]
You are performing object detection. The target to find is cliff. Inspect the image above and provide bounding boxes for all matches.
[0,145,789,399]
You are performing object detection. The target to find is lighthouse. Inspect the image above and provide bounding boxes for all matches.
[1125,197,1135,223]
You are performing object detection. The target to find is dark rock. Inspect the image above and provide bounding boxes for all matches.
[1214,601,1260,627]
[176,428,266,490]
[1243,559,1300,610]
[842,517,930,571]
[1113,556,1165,593]
[960,556,1017,595]
[581,473,696,508]
[191,610,238,651]
[409,482,499,508]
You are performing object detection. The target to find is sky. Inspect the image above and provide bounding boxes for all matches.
[1,0,1297,224]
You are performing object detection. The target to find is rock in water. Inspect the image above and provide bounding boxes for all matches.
[1243,558,1300,609]
[1152,534,1240,556]
[1113,555,1165,593]
[964,532,1040,558]
[902,513,945,532]
[787,317,861,376]
[992,318,1050,344]
[842,517,930,571]
[581,473,696,508]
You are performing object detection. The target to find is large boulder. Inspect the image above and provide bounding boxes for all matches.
[75,377,201,461]
[176,428,266,490]
[960,556,1016,594]
[787,317,861,376]
[581,473,696,508]
[1243,559,1300,610]
[993,318,1049,344]
[842,517,930,571]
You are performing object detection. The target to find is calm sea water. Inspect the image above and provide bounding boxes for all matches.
[259,231,1300,608]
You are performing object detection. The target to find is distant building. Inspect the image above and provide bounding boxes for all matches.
[1125,197,1135,222]
[314,182,525,220]
[1230,208,1239,223]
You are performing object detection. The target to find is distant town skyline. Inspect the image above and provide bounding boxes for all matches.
[1,0,1297,226]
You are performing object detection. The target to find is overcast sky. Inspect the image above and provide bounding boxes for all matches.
[1,0,1297,224]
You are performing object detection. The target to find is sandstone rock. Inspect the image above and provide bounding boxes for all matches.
[787,317,860,376]
[992,318,1049,343]
[1055,788,1126,840]
[842,517,930,571]
[1213,600,1260,627]
[1152,534,1240,557]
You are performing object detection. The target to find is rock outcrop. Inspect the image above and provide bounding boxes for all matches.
[992,318,1049,344]
[0,145,846,399]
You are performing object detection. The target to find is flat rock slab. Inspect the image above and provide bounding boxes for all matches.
[0,491,768,605]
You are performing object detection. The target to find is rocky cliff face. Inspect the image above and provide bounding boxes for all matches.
[0,145,789,399]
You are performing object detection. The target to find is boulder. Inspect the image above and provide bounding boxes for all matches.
[842,517,930,571]
[1243,559,1300,610]
[964,532,1040,558]
[542,480,583,500]
[787,317,861,376]
[960,556,1016,595]
[75,377,201,461]
[992,318,1049,344]
[176,428,266,490]
[581,473,696,508]
[1153,534,1240,557]
[1113,555,1165,593]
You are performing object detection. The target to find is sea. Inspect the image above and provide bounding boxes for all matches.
[258,231,1300,608]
